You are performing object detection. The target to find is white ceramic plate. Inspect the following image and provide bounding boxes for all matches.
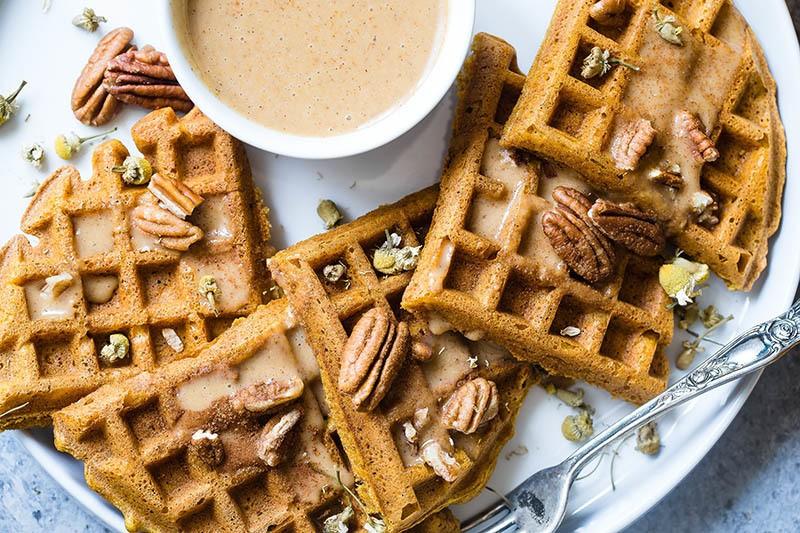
[2,1,799,531]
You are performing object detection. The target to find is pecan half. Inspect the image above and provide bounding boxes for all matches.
[147,173,204,219]
[675,111,719,162]
[441,378,499,434]
[339,307,409,412]
[610,118,656,171]
[421,440,460,482]
[231,377,304,414]
[104,45,193,112]
[71,27,133,126]
[131,195,203,251]
[588,199,665,256]
[691,190,720,227]
[542,187,616,283]
[589,0,627,26]
[256,407,303,467]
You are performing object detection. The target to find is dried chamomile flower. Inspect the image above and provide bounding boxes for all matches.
[544,382,557,395]
[700,304,724,328]
[652,9,683,46]
[54,127,117,160]
[198,275,221,315]
[72,7,107,32]
[659,256,709,306]
[562,409,594,442]
[676,312,732,370]
[323,263,347,283]
[100,333,130,365]
[372,230,421,275]
[581,46,639,79]
[317,199,343,229]
[677,302,699,330]
[635,421,661,455]
[22,142,45,169]
[113,156,152,186]
[0,81,27,127]
[336,471,386,533]
[323,505,354,533]
[467,354,479,369]
[555,387,586,409]
[560,326,581,337]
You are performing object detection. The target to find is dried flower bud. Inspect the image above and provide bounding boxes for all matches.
[659,256,709,306]
[560,326,581,337]
[561,409,594,442]
[677,302,699,330]
[581,47,639,79]
[54,127,117,160]
[676,339,702,370]
[198,275,221,315]
[72,7,107,32]
[323,263,347,283]
[636,421,661,455]
[22,142,45,168]
[317,199,343,229]
[402,421,418,444]
[112,156,152,186]
[323,506,354,533]
[652,9,683,46]
[555,387,586,409]
[0,81,26,127]
[372,231,421,275]
[100,333,129,365]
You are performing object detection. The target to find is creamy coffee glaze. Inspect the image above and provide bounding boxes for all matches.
[184,0,447,136]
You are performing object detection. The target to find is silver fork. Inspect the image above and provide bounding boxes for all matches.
[462,299,800,533]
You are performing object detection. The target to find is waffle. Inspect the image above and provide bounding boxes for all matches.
[269,187,537,531]
[402,33,673,405]
[0,108,274,429]
[502,0,786,290]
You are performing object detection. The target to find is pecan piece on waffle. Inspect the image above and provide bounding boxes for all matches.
[588,199,665,256]
[147,173,204,219]
[338,307,409,412]
[131,196,203,251]
[441,377,499,434]
[420,440,460,482]
[610,118,656,171]
[104,45,193,112]
[231,377,304,414]
[675,110,719,162]
[542,186,616,283]
[256,407,303,467]
[71,27,133,126]
[691,190,720,228]
[589,0,627,26]
[648,163,684,189]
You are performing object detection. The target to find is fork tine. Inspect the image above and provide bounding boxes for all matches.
[461,500,510,531]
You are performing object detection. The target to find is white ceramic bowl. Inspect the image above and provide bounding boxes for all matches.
[159,0,475,159]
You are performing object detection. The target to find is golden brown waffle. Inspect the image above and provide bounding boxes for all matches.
[402,33,673,405]
[502,0,785,290]
[0,108,273,429]
[269,187,537,531]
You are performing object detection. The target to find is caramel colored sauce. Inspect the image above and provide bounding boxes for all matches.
[184,0,447,136]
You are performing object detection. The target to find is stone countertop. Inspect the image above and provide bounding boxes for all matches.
[3,4,800,533]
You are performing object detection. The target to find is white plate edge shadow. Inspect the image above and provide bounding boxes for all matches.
[10,1,800,532]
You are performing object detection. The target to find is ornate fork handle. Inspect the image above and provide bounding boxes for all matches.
[563,298,800,476]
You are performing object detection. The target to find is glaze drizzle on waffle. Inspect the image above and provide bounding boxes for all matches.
[0,108,273,429]
[502,0,786,290]
[403,33,673,404]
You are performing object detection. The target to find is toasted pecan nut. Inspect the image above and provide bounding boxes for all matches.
[610,118,656,171]
[231,377,304,414]
[675,110,719,162]
[542,187,616,283]
[256,407,303,467]
[131,195,203,251]
[339,307,409,411]
[648,164,684,189]
[588,199,665,256]
[147,173,204,219]
[441,377,500,434]
[71,27,133,126]
[589,0,627,26]
[420,440,460,482]
[104,45,193,112]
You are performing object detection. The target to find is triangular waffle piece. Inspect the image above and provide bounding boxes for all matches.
[0,108,274,429]
[502,0,785,290]
[269,187,537,531]
[402,33,673,404]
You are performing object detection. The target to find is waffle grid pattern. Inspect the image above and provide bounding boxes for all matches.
[502,0,785,290]
[404,33,673,404]
[269,188,535,531]
[54,301,345,533]
[0,108,272,428]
